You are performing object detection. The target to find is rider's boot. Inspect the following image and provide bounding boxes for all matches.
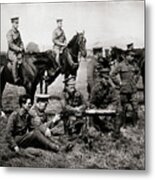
[12,61,20,85]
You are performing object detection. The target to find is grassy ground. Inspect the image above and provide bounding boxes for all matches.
[0,60,145,169]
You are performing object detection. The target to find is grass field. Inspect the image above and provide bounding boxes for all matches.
[0,60,145,169]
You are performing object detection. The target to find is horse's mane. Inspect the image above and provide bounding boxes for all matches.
[67,34,78,48]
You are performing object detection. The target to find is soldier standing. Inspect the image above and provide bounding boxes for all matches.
[111,50,139,126]
[6,17,24,84]
[62,76,87,136]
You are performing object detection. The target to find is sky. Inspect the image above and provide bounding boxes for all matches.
[1,0,144,52]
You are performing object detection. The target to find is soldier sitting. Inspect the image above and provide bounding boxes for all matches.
[6,17,24,84]
[89,78,122,138]
[62,76,87,137]
[29,94,61,138]
[87,47,111,98]
[5,94,59,153]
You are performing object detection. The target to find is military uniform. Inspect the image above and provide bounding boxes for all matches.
[62,77,87,135]
[52,19,67,68]
[62,89,87,135]
[6,108,59,152]
[6,18,24,83]
[29,105,49,133]
[87,49,112,97]
[111,57,139,125]
[89,79,122,135]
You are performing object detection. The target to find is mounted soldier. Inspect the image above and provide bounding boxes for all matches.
[52,18,74,71]
[6,17,24,84]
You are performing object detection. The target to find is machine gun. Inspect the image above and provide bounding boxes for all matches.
[84,109,116,116]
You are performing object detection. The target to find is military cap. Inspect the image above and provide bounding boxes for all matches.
[93,47,103,55]
[35,93,50,101]
[56,18,63,23]
[11,17,19,23]
[127,43,134,50]
[63,76,76,86]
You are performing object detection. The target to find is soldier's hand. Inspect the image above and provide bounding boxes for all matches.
[45,128,51,138]
[53,114,61,123]
[14,146,20,153]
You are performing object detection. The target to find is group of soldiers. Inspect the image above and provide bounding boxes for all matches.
[87,43,139,135]
[5,16,140,154]
[5,76,87,153]
[6,16,68,84]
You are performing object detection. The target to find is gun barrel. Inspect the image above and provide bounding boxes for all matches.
[85,109,116,116]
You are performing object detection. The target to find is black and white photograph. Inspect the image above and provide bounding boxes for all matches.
[0,0,145,169]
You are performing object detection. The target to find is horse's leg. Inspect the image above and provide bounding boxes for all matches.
[25,83,37,105]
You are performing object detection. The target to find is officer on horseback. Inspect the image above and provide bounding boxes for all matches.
[52,18,75,71]
[6,17,24,84]
[52,18,67,68]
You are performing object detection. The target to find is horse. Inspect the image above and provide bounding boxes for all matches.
[0,32,87,111]
[59,32,87,81]
[0,50,59,110]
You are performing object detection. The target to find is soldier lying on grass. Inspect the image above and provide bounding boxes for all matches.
[5,94,68,154]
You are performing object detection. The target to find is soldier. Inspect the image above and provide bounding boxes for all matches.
[6,17,24,84]
[52,18,74,70]
[89,78,122,137]
[6,94,59,153]
[87,47,111,98]
[62,76,87,136]
[111,50,139,126]
[29,94,61,138]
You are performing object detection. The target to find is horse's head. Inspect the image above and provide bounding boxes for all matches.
[76,31,87,58]
[68,31,87,58]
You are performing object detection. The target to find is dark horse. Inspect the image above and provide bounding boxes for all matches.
[0,50,59,110]
[0,32,87,111]
[59,32,87,80]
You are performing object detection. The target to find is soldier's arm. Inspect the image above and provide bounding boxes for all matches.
[6,31,21,52]
[5,112,18,150]
[19,33,24,50]
[78,93,87,111]
[61,97,77,114]
[134,63,141,83]
[110,64,121,86]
